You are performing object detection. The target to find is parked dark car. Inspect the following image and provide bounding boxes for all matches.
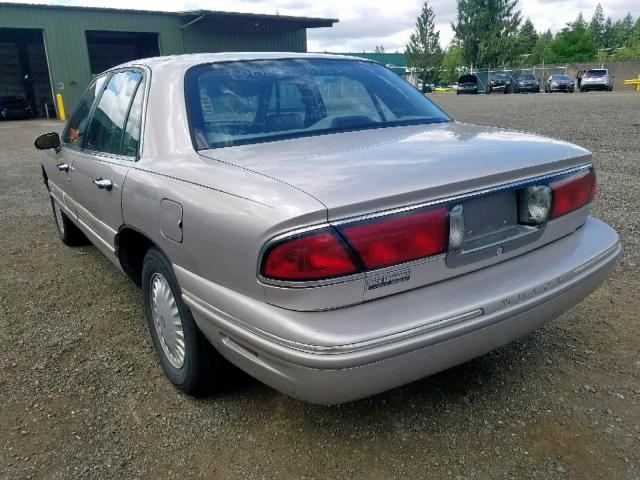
[487,72,512,94]
[0,95,34,120]
[456,74,478,94]
[515,74,540,93]
[545,75,575,93]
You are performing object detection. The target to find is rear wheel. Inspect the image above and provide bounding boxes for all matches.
[50,197,87,246]
[142,248,221,394]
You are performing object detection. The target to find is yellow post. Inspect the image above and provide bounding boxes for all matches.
[55,93,66,121]
[623,74,640,91]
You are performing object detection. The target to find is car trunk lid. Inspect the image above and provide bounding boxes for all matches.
[200,122,593,311]
[199,122,590,221]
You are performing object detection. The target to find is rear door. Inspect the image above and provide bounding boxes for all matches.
[70,69,145,256]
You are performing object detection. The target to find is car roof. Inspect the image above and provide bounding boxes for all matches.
[113,52,373,72]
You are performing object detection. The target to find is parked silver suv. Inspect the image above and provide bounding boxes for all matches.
[580,69,613,92]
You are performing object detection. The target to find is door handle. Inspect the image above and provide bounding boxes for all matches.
[92,177,113,191]
[56,163,69,172]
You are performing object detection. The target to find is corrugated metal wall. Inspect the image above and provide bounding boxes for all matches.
[0,5,183,113]
[0,5,309,116]
[182,18,306,53]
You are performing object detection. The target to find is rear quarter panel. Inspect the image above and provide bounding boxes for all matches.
[122,154,327,302]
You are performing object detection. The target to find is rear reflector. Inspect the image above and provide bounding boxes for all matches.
[261,230,358,281]
[549,169,596,219]
[339,208,448,269]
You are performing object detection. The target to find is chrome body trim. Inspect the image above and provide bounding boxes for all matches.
[257,164,592,287]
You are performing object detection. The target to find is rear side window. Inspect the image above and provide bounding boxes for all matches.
[62,76,107,148]
[85,70,142,155]
[121,79,145,157]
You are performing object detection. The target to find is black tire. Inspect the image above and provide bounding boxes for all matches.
[141,248,221,394]
[50,197,87,246]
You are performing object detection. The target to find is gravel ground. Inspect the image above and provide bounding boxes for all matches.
[1,91,639,480]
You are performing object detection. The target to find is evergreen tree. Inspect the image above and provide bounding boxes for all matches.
[405,1,443,90]
[588,4,605,47]
[574,12,588,30]
[530,29,552,64]
[603,17,614,49]
[548,16,597,62]
[517,18,538,56]
[612,15,634,48]
[452,0,521,67]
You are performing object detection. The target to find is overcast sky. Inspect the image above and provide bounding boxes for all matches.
[8,0,639,52]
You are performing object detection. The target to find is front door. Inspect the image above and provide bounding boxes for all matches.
[47,75,108,218]
[70,70,145,257]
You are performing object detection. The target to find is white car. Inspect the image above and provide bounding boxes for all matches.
[580,69,613,92]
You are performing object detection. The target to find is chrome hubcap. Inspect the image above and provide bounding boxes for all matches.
[54,202,65,235]
[150,273,185,369]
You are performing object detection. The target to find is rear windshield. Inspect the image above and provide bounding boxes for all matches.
[0,96,28,108]
[185,58,450,150]
[585,69,607,77]
[458,75,477,83]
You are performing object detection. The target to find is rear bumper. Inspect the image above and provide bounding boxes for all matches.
[581,83,609,90]
[178,217,620,404]
[549,85,574,92]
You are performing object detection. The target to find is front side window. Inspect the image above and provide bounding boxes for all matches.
[186,59,450,150]
[62,75,107,148]
[85,70,142,155]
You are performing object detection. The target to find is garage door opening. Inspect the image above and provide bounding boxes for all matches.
[0,28,55,118]
[86,31,159,74]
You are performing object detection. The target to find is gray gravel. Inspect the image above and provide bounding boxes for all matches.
[1,92,639,479]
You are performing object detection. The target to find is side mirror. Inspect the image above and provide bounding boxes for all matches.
[34,132,61,150]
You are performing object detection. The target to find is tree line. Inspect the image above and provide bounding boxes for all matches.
[405,1,640,86]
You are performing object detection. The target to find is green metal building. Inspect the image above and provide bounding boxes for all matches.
[0,3,336,118]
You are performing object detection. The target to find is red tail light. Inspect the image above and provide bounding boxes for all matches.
[549,169,596,219]
[339,208,448,269]
[261,230,358,280]
[261,208,449,280]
